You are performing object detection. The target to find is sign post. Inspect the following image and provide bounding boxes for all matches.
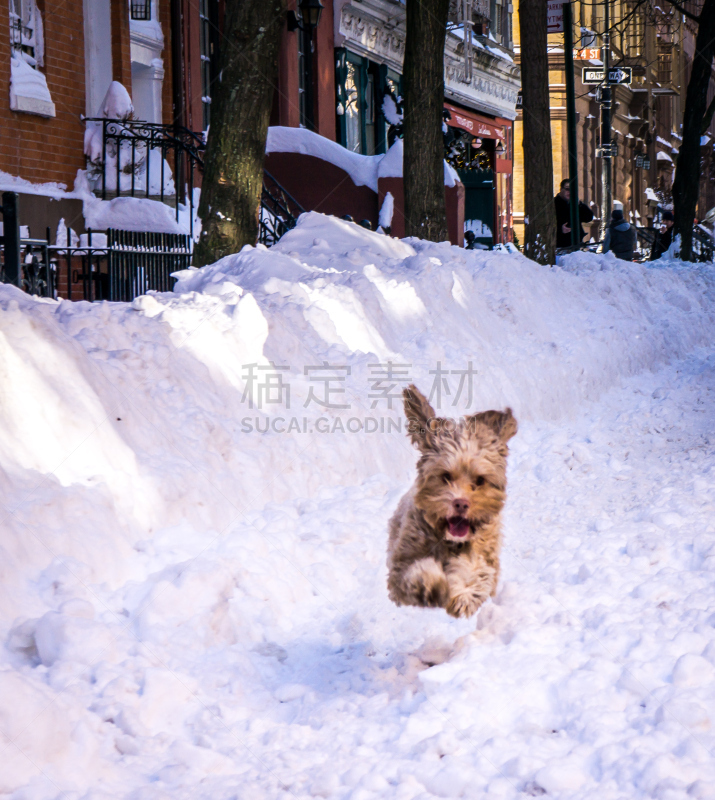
[563,2,580,249]
[547,1,564,33]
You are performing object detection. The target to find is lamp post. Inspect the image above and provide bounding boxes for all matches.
[287,0,324,131]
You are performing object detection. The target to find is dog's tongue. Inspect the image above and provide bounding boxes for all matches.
[448,517,470,538]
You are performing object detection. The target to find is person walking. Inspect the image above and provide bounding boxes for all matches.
[650,209,674,260]
[602,208,637,261]
[554,179,595,248]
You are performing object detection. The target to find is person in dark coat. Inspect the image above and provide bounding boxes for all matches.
[554,179,595,248]
[650,209,674,260]
[602,208,637,261]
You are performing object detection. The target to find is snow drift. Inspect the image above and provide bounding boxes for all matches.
[1,213,715,798]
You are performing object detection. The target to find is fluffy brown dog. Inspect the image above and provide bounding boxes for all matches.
[387,385,517,618]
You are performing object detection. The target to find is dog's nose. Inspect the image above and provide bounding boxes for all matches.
[452,498,469,515]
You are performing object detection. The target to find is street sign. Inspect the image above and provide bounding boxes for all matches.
[574,48,602,60]
[582,67,633,85]
[547,1,564,33]
[516,91,522,110]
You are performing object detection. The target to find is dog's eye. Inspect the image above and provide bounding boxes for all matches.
[441,472,452,484]
[473,476,486,488]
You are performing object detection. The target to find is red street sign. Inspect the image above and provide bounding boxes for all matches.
[547,1,564,33]
[574,48,601,60]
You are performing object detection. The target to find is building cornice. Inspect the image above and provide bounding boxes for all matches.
[337,0,520,120]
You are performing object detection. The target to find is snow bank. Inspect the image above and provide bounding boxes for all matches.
[2,213,715,797]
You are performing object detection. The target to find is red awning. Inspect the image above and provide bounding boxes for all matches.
[444,103,505,140]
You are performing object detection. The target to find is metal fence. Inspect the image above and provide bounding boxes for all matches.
[85,118,204,237]
[1,226,192,302]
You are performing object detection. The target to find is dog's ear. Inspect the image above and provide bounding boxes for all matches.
[467,408,518,446]
[403,384,439,451]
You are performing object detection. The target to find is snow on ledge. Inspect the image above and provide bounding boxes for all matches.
[266,127,460,191]
[10,55,55,118]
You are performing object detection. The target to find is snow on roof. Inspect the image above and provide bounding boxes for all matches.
[656,151,673,162]
[645,187,659,201]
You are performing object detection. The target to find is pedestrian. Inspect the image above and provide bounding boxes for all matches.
[602,208,637,261]
[554,179,595,248]
[650,209,674,260]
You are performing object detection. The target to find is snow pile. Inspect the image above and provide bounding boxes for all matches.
[2,213,715,798]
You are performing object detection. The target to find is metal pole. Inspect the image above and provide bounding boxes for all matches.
[304,25,315,131]
[600,0,612,238]
[2,191,21,287]
[564,2,580,249]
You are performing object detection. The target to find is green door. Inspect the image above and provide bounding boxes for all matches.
[459,169,494,248]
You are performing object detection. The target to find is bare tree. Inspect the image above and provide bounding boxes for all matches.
[194,0,287,267]
[667,0,715,260]
[518,0,556,263]
[403,0,450,242]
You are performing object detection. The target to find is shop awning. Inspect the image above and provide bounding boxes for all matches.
[444,103,505,140]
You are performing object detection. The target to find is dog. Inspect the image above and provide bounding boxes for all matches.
[387,385,517,618]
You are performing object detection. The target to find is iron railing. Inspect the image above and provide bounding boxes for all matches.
[1,227,192,302]
[0,232,54,298]
[85,118,205,237]
[259,170,305,246]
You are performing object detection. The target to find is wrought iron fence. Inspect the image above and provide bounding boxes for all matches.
[85,118,204,237]
[1,227,193,302]
[0,232,55,298]
[259,170,305,246]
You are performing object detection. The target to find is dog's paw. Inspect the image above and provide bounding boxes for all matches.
[404,558,448,608]
[446,590,488,618]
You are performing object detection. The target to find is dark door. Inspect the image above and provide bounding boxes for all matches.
[459,169,495,248]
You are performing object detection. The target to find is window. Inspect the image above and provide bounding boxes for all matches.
[130,1,151,21]
[344,62,361,151]
[336,51,397,156]
[199,0,219,130]
[9,0,55,117]
[10,0,41,65]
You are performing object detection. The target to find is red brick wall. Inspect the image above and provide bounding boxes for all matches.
[160,0,174,126]
[0,0,86,187]
[110,0,132,92]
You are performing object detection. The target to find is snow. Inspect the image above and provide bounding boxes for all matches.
[267,127,459,190]
[657,151,674,162]
[645,187,660,202]
[9,53,54,116]
[378,191,394,229]
[3,213,715,797]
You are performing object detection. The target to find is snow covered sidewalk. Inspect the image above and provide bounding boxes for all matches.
[1,214,715,798]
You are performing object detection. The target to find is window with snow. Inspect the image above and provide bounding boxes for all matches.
[9,0,55,117]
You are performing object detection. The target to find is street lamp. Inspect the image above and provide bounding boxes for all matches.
[287,0,324,131]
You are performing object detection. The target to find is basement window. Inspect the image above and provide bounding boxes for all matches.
[130,0,151,21]
[9,0,55,117]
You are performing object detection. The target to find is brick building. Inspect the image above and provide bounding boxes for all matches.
[1,0,519,250]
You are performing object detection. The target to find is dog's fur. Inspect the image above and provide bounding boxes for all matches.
[387,385,517,618]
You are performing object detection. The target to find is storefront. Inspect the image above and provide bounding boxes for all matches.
[443,103,513,246]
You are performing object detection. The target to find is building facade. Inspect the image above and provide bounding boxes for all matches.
[267,0,520,245]
[512,0,715,245]
[1,0,518,249]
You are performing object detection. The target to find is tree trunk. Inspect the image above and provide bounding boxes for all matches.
[403,0,450,242]
[194,0,287,267]
[673,0,715,261]
[519,0,556,264]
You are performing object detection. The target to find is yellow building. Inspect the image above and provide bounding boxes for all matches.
[512,1,714,244]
